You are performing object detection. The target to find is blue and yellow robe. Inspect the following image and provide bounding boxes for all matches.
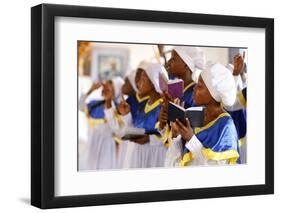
[181,113,240,166]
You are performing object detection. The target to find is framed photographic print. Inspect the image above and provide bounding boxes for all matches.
[31,3,274,209]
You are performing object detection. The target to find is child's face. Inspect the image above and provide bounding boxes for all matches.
[102,81,115,100]
[138,71,154,96]
[122,77,134,95]
[166,50,189,77]
[193,76,213,105]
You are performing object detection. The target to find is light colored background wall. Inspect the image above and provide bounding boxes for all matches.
[0,0,279,212]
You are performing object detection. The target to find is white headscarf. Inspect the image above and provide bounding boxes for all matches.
[174,46,206,72]
[200,63,236,107]
[111,76,124,99]
[125,69,138,92]
[143,62,165,94]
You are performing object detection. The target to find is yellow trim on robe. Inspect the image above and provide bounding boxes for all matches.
[183,81,196,93]
[144,98,163,113]
[88,118,106,128]
[114,110,124,126]
[238,90,246,108]
[84,107,90,118]
[136,93,150,103]
[194,112,231,134]
[113,136,123,145]
[180,152,193,167]
[202,148,239,164]
[83,106,106,128]
[239,137,246,147]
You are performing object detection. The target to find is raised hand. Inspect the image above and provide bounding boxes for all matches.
[117,95,131,115]
[233,51,245,76]
[86,81,102,95]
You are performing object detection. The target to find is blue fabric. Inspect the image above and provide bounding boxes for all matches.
[227,109,247,139]
[126,95,147,121]
[181,83,196,108]
[133,103,161,135]
[87,100,105,119]
[183,114,240,163]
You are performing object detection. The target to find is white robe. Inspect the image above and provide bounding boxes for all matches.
[79,94,116,170]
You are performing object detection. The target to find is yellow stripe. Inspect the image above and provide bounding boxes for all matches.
[113,136,122,145]
[114,110,124,126]
[202,148,239,163]
[144,98,163,113]
[84,107,90,118]
[183,81,196,93]
[238,90,246,108]
[239,137,246,147]
[194,112,231,134]
[88,118,106,128]
[136,93,150,103]
[180,152,193,167]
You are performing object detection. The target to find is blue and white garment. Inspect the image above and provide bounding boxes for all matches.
[128,98,166,168]
[181,81,196,108]
[82,99,117,170]
[180,113,240,166]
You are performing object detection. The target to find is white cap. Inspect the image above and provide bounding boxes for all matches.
[111,76,124,99]
[174,46,206,72]
[200,62,236,107]
[143,62,166,94]
[126,69,138,92]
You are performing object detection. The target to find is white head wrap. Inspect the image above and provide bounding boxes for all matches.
[111,76,124,99]
[126,69,138,92]
[143,62,165,94]
[200,63,236,107]
[174,46,206,72]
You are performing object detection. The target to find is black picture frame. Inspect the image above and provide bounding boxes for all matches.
[31,3,274,209]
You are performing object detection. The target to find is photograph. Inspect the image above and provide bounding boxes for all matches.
[78,41,247,171]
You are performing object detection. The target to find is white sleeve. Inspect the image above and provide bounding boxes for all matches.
[120,112,133,127]
[185,135,229,165]
[164,135,184,167]
[78,94,88,112]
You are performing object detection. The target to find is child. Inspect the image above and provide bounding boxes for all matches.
[104,67,149,169]
[121,62,167,168]
[79,77,124,170]
[166,63,240,166]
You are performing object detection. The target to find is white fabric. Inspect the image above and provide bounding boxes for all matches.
[137,60,149,71]
[78,93,117,171]
[164,135,183,167]
[165,135,229,166]
[143,62,166,94]
[174,46,206,72]
[201,63,236,107]
[85,123,117,170]
[111,76,124,99]
[126,69,138,92]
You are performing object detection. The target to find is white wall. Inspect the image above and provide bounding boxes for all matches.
[0,0,279,212]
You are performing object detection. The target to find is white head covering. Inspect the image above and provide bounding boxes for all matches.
[111,76,124,99]
[126,69,138,92]
[200,63,236,107]
[142,62,165,94]
[174,46,206,72]
[137,60,149,71]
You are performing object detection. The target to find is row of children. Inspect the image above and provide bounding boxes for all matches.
[79,46,247,170]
